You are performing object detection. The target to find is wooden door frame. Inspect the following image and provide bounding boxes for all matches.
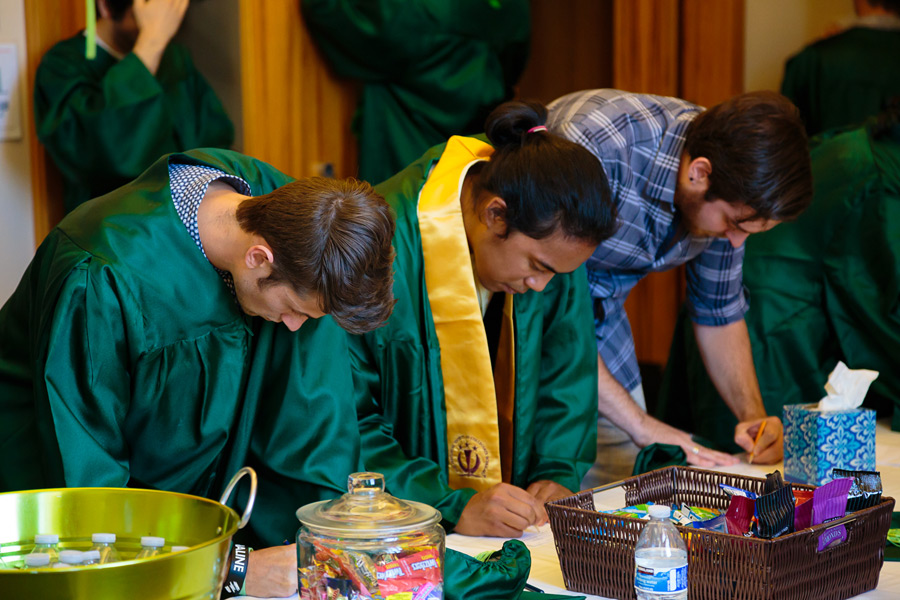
[24,0,84,246]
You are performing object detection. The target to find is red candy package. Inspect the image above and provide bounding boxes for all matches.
[401,550,441,581]
[377,549,442,597]
[725,495,755,535]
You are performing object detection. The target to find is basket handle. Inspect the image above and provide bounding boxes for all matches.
[219,467,258,530]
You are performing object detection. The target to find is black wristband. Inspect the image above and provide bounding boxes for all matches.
[221,543,249,598]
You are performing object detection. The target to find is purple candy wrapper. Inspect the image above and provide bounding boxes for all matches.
[818,525,847,551]
[812,478,853,551]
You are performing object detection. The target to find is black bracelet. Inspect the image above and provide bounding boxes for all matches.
[221,543,249,598]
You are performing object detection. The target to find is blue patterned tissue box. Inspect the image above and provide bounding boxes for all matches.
[783,404,876,485]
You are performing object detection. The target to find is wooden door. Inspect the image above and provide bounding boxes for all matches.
[23,0,83,244]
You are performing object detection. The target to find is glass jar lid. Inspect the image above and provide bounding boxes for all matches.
[296,472,441,537]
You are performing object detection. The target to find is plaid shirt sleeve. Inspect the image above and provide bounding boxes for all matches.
[685,238,749,326]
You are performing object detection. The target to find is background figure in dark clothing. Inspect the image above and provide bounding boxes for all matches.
[782,0,900,136]
[302,0,530,183]
[34,0,233,212]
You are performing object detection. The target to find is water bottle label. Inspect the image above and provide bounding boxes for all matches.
[635,564,688,594]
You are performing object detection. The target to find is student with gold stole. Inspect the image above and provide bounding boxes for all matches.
[352,101,618,537]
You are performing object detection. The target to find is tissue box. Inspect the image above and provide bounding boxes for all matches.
[783,404,876,485]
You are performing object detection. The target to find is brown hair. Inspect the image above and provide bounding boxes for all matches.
[236,178,395,334]
[684,91,813,222]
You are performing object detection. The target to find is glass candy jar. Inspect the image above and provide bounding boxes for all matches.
[296,472,445,600]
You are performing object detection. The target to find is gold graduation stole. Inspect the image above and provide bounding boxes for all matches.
[417,137,516,492]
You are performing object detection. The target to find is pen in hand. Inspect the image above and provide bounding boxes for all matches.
[747,419,767,464]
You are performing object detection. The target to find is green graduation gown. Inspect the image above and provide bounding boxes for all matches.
[781,24,900,136]
[34,33,234,213]
[0,148,360,547]
[351,139,598,526]
[300,0,530,183]
[658,118,900,449]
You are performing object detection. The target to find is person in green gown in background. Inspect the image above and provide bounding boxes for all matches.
[659,102,900,452]
[0,148,395,597]
[351,100,617,538]
[301,0,530,183]
[34,0,234,213]
[781,0,900,137]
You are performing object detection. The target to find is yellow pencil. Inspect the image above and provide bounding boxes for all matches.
[748,420,767,464]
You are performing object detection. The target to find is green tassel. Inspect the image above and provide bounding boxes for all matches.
[85,0,97,59]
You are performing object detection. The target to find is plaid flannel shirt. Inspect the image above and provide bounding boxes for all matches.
[547,89,749,391]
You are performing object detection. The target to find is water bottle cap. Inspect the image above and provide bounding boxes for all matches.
[83,550,101,560]
[92,533,116,543]
[24,554,51,567]
[648,505,672,519]
[59,550,84,564]
[140,536,165,548]
[34,534,59,544]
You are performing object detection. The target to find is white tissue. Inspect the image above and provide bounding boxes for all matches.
[816,361,879,411]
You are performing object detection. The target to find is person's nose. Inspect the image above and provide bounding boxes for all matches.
[282,314,308,332]
[524,272,554,293]
[726,229,750,248]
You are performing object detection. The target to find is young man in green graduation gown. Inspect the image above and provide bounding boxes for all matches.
[34,0,234,212]
[782,0,900,136]
[351,101,617,537]
[0,148,395,597]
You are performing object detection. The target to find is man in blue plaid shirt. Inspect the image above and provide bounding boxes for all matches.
[547,89,813,485]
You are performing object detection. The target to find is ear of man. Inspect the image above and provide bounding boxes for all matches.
[483,196,509,237]
[245,244,275,271]
[687,156,712,184]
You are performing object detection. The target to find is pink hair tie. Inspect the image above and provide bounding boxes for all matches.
[527,125,548,134]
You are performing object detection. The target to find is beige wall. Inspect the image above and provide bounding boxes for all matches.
[0,0,34,305]
[175,0,243,151]
[744,0,856,92]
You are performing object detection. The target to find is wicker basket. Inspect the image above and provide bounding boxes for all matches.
[546,466,894,600]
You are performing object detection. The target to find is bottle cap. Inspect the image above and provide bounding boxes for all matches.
[24,554,51,567]
[648,505,672,519]
[92,533,116,543]
[34,534,59,545]
[83,550,101,561]
[59,550,84,564]
[140,536,165,548]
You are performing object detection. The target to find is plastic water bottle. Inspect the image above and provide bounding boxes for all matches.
[90,533,120,564]
[23,554,51,569]
[53,550,84,569]
[135,536,166,559]
[634,505,688,600]
[81,550,101,565]
[30,534,59,563]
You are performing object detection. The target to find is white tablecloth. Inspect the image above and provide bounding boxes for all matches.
[254,420,900,599]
